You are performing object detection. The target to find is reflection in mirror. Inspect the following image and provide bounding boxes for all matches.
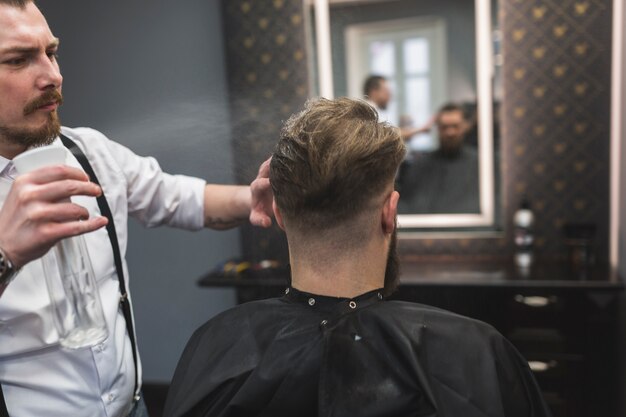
[309,0,501,230]
[397,103,482,214]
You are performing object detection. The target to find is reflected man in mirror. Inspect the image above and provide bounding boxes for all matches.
[363,74,431,140]
[398,102,480,214]
[363,74,392,113]
[164,98,550,417]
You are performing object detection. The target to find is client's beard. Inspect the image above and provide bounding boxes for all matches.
[0,90,63,149]
[383,226,400,297]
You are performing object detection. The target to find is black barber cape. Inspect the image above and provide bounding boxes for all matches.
[164,287,551,417]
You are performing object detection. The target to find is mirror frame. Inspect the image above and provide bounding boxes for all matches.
[312,0,496,229]
[610,0,623,271]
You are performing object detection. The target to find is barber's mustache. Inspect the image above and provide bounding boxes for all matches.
[24,90,63,116]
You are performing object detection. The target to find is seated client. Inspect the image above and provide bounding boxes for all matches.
[164,98,550,417]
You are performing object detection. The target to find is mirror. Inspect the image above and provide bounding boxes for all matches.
[309,0,501,230]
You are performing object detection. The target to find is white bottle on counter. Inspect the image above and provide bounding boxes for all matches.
[514,200,534,271]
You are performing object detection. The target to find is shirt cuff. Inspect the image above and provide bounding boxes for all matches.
[170,175,206,231]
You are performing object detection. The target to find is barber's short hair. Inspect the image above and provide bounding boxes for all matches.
[270,97,404,232]
[438,103,469,120]
[363,75,387,97]
[0,0,32,7]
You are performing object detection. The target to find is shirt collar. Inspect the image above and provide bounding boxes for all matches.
[0,155,11,178]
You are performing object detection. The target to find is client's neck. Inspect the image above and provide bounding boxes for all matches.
[288,238,387,299]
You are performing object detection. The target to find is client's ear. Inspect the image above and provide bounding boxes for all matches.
[273,200,286,231]
[381,191,399,235]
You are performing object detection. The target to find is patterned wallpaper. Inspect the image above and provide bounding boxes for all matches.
[221,0,613,264]
[399,0,612,262]
[503,0,611,260]
[221,0,310,262]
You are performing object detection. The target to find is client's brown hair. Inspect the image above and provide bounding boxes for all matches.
[270,97,404,232]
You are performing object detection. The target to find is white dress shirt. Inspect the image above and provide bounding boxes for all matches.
[0,127,206,417]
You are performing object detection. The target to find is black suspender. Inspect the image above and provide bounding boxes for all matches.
[60,134,139,397]
[0,135,139,416]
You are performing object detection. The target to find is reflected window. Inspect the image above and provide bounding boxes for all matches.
[370,41,395,76]
[347,17,446,147]
[404,38,429,74]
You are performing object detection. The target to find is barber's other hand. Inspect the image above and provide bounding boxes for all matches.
[0,165,108,269]
[249,157,273,228]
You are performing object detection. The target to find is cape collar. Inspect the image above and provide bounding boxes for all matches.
[283,286,384,315]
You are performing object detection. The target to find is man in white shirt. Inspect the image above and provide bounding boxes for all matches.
[0,1,273,416]
[363,75,392,122]
[363,74,431,141]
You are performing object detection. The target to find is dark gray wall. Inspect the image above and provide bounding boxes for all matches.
[38,0,238,382]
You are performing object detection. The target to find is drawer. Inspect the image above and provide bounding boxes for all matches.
[507,327,568,354]
[507,293,567,328]
[525,355,584,417]
[541,392,568,417]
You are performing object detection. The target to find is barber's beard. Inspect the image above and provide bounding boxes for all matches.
[383,227,400,297]
[0,90,63,148]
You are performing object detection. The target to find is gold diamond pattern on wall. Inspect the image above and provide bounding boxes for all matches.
[222,0,310,262]
[500,0,611,260]
[399,0,612,261]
